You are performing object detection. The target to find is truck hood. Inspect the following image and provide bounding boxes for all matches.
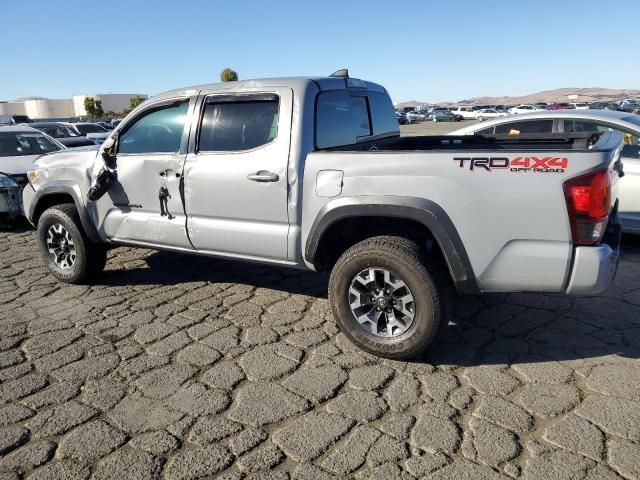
[1,154,42,175]
[35,148,99,171]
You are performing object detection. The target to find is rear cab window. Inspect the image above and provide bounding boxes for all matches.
[315,88,398,149]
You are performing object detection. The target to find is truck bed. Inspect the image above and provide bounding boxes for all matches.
[302,131,623,293]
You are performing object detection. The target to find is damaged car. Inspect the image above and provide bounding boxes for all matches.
[0,125,65,220]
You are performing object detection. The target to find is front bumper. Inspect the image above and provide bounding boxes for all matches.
[565,215,622,295]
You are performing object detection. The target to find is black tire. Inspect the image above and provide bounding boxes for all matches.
[329,236,448,359]
[37,203,107,284]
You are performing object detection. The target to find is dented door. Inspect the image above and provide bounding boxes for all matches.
[92,97,195,249]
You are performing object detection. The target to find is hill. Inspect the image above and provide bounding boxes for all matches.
[459,87,640,105]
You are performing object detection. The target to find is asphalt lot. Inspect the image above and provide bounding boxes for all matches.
[1,123,639,479]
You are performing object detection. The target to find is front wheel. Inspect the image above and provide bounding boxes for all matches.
[433,117,437,122]
[37,204,107,284]
[329,236,448,359]
[478,116,484,122]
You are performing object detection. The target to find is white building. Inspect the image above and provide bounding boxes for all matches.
[0,101,27,116]
[24,99,75,119]
[0,93,148,120]
[72,93,148,116]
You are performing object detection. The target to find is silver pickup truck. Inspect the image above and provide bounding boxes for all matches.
[22,73,623,359]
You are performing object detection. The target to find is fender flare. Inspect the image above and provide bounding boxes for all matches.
[28,183,101,243]
[305,196,479,294]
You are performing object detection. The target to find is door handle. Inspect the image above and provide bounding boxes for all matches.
[159,170,181,178]
[247,170,279,182]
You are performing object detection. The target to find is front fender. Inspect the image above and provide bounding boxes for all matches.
[24,181,101,243]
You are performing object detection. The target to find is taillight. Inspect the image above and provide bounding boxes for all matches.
[563,168,611,245]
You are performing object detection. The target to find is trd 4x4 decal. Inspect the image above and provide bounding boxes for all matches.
[454,157,568,173]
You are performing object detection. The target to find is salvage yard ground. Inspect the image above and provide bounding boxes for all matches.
[0,120,639,479]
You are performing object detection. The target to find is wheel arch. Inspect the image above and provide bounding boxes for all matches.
[305,196,479,295]
[29,183,101,243]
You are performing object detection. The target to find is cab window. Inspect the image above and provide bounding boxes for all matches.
[198,96,279,152]
[564,120,640,146]
[494,120,553,135]
[316,91,371,149]
[118,100,189,154]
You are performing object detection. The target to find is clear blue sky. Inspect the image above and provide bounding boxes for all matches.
[1,0,638,103]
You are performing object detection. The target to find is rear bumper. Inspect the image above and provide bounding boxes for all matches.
[565,216,621,295]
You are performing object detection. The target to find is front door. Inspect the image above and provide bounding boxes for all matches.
[92,97,193,249]
[183,88,293,260]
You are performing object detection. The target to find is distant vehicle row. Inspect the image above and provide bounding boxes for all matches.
[397,98,640,124]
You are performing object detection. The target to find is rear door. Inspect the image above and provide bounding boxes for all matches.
[183,88,293,260]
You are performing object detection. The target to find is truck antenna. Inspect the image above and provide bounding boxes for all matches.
[330,69,349,78]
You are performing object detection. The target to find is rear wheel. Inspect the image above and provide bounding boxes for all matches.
[329,236,448,359]
[37,204,107,284]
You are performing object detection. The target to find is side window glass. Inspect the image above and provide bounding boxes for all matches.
[316,91,371,149]
[476,127,495,135]
[494,120,553,135]
[119,101,189,154]
[564,120,605,133]
[199,98,279,152]
[368,91,399,137]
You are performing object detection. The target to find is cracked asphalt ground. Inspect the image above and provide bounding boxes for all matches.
[1,226,640,480]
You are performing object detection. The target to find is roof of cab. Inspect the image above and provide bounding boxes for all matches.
[153,76,388,100]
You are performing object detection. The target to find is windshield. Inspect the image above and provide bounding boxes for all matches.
[0,131,63,157]
[39,125,80,138]
[75,124,107,134]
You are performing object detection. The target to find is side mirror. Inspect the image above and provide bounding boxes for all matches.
[101,133,118,169]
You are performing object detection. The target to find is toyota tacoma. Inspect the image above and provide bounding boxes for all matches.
[22,72,623,358]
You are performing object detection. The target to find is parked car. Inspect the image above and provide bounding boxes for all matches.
[450,106,476,120]
[405,111,427,122]
[450,109,640,234]
[73,122,111,145]
[431,110,456,122]
[589,102,617,110]
[508,104,541,114]
[0,125,65,219]
[474,109,508,121]
[395,111,409,125]
[570,102,589,110]
[30,122,96,148]
[533,103,548,110]
[23,74,623,359]
[618,99,640,113]
[546,103,575,110]
[0,114,31,126]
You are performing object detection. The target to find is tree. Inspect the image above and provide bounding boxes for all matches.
[129,96,146,110]
[121,96,147,116]
[94,100,104,120]
[220,68,238,82]
[83,96,97,120]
